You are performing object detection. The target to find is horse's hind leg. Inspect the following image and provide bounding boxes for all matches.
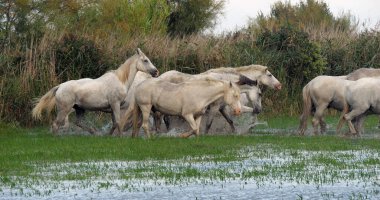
[74,107,95,134]
[312,103,328,135]
[320,117,327,134]
[354,115,365,136]
[163,115,170,131]
[52,105,72,134]
[153,111,162,133]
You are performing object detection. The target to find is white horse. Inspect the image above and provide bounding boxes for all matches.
[157,70,262,133]
[119,71,260,133]
[297,76,352,135]
[130,78,244,138]
[204,65,282,90]
[298,68,380,135]
[337,77,380,136]
[32,48,159,135]
[201,65,281,132]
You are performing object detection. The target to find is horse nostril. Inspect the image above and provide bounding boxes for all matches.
[151,69,159,77]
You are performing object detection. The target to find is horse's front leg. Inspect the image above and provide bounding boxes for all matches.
[109,113,118,136]
[180,114,197,138]
[140,104,153,138]
[195,115,203,136]
[219,105,236,133]
[205,104,219,134]
[110,103,122,136]
[343,108,367,135]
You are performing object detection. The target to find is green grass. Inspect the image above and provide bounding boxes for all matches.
[1,121,379,175]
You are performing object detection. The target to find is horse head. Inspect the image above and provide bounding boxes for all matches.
[224,81,242,116]
[135,48,159,77]
[260,68,282,90]
[236,75,262,114]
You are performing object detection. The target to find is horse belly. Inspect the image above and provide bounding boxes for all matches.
[328,100,344,111]
[154,101,182,115]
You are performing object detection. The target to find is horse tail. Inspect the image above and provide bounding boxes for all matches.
[132,101,141,138]
[298,84,312,135]
[32,86,59,120]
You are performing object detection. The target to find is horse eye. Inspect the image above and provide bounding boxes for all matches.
[268,74,272,77]
[143,59,149,63]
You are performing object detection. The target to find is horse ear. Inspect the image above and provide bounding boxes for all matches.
[136,48,142,55]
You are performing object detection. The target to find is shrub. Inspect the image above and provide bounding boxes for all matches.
[54,34,115,81]
[256,26,326,92]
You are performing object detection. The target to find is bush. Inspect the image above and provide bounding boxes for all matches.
[256,26,326,92]
[54,34,115,81]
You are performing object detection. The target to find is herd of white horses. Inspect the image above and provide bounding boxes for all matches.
[32,48,380,137]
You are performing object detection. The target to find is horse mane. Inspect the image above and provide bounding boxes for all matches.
[207,64,268,74]
[235,65,268,73]
[113,54,138,84]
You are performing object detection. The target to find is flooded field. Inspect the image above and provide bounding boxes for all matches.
[2,145,380,199]
[1,114,380,199]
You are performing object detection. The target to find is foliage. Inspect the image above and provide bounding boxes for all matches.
[256,26,326,90]
[0,0,380,125]
[54,34,114,81]
[249,0,355,39]
[167,0,224,37]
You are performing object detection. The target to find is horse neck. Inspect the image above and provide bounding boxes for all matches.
[115,55,138,89]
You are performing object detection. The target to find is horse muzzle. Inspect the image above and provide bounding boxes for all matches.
[253,107,262,114]
[233,108,241,116]
[275,83,282,90]
[151,69,159,77]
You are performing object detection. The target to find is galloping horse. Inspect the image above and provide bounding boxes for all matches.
[337,77,380,136]
[204,65,282,90]
[298,67,380,135]
[157,70,262,133]
[297,76,351,135]
[130,77,245,138]
[32,48,159,135]
[201,65,281,132]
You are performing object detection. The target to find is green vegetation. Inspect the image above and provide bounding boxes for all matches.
[1,121,379,176]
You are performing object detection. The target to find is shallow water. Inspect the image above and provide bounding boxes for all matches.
[3,114,380,199]
[2,146,380,199]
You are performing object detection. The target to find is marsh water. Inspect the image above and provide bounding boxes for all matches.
[2,113,380,199]
[2,146,380,199]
